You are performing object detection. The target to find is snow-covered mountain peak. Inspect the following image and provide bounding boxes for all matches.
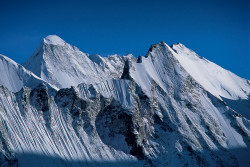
[169,43,250,100]
[23,35,136,89]
[171,42,185,48]
[146,41,250,101]
[0,38,250,167]
[146,41,174,59]
[171,42,198,56]
[43,35,66,46]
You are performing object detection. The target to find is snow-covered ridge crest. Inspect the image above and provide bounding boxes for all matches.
[43,35,66,46]
[23,35,136,89]
[143,41,250,100]
[0,36,249,167]
[3,34,250,102]
[0,54,58,92]
[123,41,250,119]
[170,43,250,100]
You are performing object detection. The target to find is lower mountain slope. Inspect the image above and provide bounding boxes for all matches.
[0,52,249,166]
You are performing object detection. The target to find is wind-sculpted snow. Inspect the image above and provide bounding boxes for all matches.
[0,35,249,167]
[44,35,66,46]
[0,78,249,166]
[0,54,56,93]
[120,41,250,166]
[77,79,134,109]
[23,35,136,89]
[89,54,136,79]
[171,43,250,101]
[0,84,142,167]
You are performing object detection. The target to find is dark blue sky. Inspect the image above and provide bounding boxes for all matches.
[0,0,249,79]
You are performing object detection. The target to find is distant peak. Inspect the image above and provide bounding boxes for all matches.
[43,35,66,46]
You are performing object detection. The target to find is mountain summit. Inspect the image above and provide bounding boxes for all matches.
[43,35,66,46]
[23,35,135,88]
[0,35,249,167]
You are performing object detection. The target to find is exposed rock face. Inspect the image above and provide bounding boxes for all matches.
[0,78,248,166]
[121,60,132,80]
[0,37,249,167]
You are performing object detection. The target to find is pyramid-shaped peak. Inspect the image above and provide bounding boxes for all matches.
[151,41,168,48]
[146,41,172,57]
[43,35,66,46]
[151,41,171,50]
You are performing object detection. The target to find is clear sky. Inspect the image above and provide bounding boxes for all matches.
[0,0,249,79]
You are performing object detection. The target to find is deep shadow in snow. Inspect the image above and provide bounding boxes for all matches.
[222,94,250,120]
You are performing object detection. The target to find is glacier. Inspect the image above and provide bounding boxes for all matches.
[0,35,249,167]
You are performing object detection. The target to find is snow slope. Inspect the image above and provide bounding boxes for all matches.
[0,84,140,167]
[0,37,249,167]
[125,41,250,118]
[121,41,250,166]
[0,76,249,166]
[23,35,135,89]
[44,35,66,46]
[89,54,136,79]
[0,54,55,92]
[171,43,250,100]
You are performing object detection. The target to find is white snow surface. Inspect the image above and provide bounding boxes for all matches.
[89,54,136,78]
[0,54,56,92]
[43,35,66,46]
[171,43,250,100]
[0,36,249,167]
[23,36,135,89]
[77,79,134,109]
[128,42,249,151]
[0,85,139,167]
[126,41,250,166]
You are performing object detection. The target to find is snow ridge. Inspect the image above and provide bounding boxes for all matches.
[43,35,66,46]
[0,54,56,92]
[23,36,136,89]
[0,35,249,167]
[171,43,250,100]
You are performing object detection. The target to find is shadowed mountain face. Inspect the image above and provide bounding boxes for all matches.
[0,35,249,167]
[222,95,250,120]
[5,147,249,167]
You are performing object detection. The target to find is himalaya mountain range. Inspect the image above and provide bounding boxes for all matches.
[0,35,249,167]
